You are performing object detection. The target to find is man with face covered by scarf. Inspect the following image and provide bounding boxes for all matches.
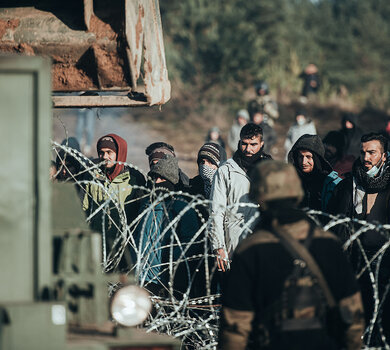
[328,133,390,347]
[83,133,145,273]
[288,134,341,211]
[210,123,272,272]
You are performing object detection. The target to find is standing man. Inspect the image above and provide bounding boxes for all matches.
[83,133,145,272]
[328,132,390,347]
[288,134,341,211]
[133,154,200,298]
[210,123,272,271]
[219,161,364,350]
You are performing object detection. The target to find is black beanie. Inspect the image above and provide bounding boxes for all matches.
[97,136,117,153]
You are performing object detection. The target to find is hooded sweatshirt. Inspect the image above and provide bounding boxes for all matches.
[83,133,146,272]
[288,134,340,211]
[97,133,128,181]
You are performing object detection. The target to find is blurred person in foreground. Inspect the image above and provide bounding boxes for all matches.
[218,160,364,350]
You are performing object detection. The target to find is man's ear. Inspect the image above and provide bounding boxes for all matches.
[260,140,265,149]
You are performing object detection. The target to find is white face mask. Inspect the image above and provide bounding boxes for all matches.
[297,118,306,126]
[366,154,385,178]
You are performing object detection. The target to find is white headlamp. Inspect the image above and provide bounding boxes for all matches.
[111,285,152,327]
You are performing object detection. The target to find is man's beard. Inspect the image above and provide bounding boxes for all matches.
[233,148,263,172]
[101,162,115,174]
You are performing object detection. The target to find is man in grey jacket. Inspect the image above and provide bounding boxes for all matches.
[210,123,272,271]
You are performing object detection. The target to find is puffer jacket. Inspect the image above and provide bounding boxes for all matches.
[209,159,260,256]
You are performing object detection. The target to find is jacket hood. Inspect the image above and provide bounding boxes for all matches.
[287,134,333,173]
[97,133,127,181]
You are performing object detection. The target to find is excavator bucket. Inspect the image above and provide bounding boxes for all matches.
[0,0,171,107]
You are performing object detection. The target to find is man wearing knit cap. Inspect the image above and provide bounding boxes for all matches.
[133,154,200,297]
[145,141,190,188]
[190,142,227,199]
[288,134,341,211]
[210,123,272,272]
[83,133,145,273]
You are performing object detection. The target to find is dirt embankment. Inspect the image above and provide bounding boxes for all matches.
[130,92,389,177]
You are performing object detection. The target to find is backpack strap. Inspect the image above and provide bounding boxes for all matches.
[321,171,342,211]
[270,219,336,308]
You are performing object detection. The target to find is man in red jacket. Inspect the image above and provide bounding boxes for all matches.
[83,133,145,272]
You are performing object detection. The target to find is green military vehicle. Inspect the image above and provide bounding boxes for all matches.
[0,1,179,349]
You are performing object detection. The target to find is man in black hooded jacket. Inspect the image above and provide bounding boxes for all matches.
[288,134,341,211]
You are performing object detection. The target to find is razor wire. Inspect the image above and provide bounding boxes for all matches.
[53,141,390,349]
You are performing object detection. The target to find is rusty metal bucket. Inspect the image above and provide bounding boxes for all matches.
[0,0,170,106]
